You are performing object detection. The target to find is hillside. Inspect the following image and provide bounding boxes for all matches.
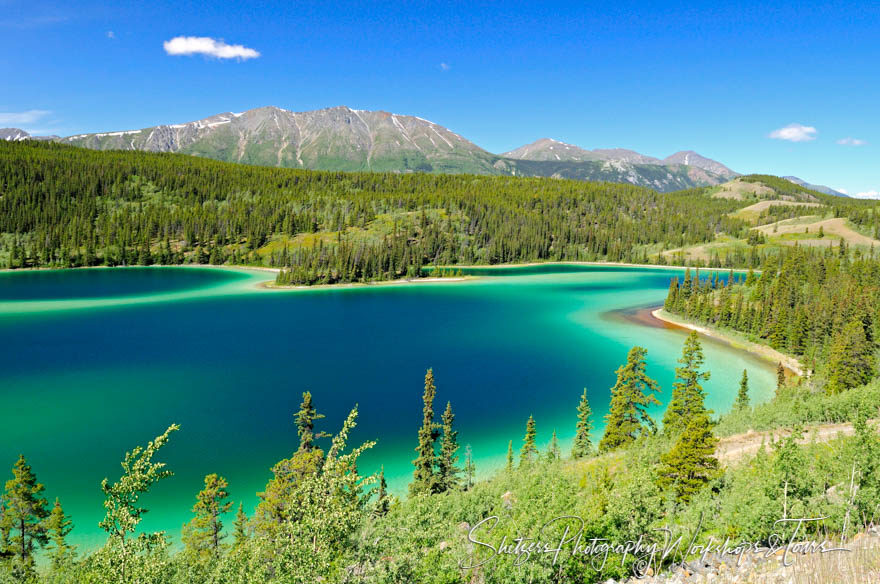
[660,175,880,265]
[9,105,736,192]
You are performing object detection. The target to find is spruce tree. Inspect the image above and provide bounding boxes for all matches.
[657,414,720,503]
[463,445,476,490]
[0,455,49,575]
[506,441,514,471]
[599,346,661,452]
[571,389,593,459]
[776,362,786,393]
[46,498,74,572]
[410,369,440,496]
[232,503,248,547]
[663,332,711,434]
[436,401,461,492]
[373,468,391,518]
[294,391,327,453]
[182,473,232,559]
[735,369,750,410]
[826,321,876,394]
[520,415,538,465]
[546,430,561,461]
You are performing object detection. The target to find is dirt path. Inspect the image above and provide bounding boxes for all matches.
[716,421,879,464]
[754,217,880,247]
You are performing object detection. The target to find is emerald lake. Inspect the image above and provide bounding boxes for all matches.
[0,265,776,549]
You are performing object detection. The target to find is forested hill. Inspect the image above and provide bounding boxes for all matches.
[0,141,877,285]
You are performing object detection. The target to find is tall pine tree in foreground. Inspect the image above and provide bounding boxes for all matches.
[599,347,661,452]
[463,445,476,490]
[735,369,750,410]
[410,369,440,496]
[520,415,538,465]
[506,441,514,471]
[0,455,49,577]
[571,389,593,459]
[46,498,74,573]
[436,401,461,492]
[657,414,720,503]
[663,331,711,434]
[182,473,233,560]
[295,391,328,453]
[826,320,876,394]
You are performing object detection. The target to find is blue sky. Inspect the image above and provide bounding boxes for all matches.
[2,0,879,196]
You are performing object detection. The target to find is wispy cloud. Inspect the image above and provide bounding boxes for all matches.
[853,190,880,200]
[439,62,450,71]
[107,31,115,39]
[769,123,817,142]
[0,109,51,126]
[163,36,260,60]
[835,188,849,195]
[836,137,866,146]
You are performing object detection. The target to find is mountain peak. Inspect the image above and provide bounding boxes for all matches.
[1,128,30,141]
[502,138,598,162]
[662,150,737,178]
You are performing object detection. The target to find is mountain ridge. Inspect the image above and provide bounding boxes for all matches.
[8,105,746,192]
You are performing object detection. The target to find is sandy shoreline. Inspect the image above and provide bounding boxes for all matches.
[650,308,805,376]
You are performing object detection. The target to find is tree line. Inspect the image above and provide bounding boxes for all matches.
[663,246,879,392]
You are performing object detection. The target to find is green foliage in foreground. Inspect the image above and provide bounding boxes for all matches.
[3,341,880,582]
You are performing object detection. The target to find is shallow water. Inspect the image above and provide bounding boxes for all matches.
[0,265,775,549]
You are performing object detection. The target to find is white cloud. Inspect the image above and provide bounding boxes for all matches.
[163,36,260,60]
[836,137,867,146]
[835,188,849,195]
[107,31,115,39]
[439,62,450,71]
[0,109,51,125]
[769,123,817,142]
[853,190,880,200]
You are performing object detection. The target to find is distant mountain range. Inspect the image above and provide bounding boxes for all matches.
[0,105,843,194]
[782,176,847,197]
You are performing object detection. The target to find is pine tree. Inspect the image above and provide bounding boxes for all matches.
[463,445,476,490]
[436,401,461,492]
[410,369,440,496]
[571,389,593,459]
[0,455,50,575]
[546,430,561,461]
[294,391,327,453]
[520,415,538,465]
[599,347,661,452]
[776,362,786,393]
[663,332,711,434]
[232,503,248,547]
[182,473,232,559]
[506,441,514,471]
[373,468,391,518]
[656,414,720,503]
[735,369,750,410]
[46,498,74,572]
[826,321,877,394]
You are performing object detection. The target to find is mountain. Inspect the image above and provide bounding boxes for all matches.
[501,138,600,162]
[1,128,30,141]
[32,105,736,191]
[783,176,848,197]
[61,106,498,174]
[663,151,738,179]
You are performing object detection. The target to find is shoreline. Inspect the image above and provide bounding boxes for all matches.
[649,308,805,376]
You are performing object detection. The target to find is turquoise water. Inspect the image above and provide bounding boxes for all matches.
[0,265,776,549]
